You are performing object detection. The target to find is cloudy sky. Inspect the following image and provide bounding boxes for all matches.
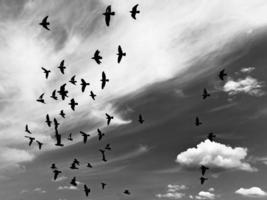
[0,0,267,200]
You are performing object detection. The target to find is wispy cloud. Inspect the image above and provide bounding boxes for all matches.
[58,185,78,190]
[240,67,255,73]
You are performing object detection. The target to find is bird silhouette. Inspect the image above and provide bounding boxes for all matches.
[101,71,109,89]
[101,182,107,190]
[218,69,227,81]
[54,118,60,130]
[39,16,50,30]
[81,79,90,92]
[51,163,57,170]
[73,158,80,166]
[58,84,68,100]
[87,163,93,168]
[69,75,77,85]
[25,124,31,134]
[90,91,96,100]
[70,177,78,186]
[103,5,115,26]
[36,140,43,150]
[58,60,66,74]
[70,162,79,170]
[97,129,105,141]
[55,134,64,147]
[195,117,202,126]
[59,110,65,118]
[41,67,51,79]
[208,132,216,142]
[202,88,210,99]
[130,4,140,19]
[117,45,126,63]
[124,190,131,195]
[84,184,91,197]
[80,131,90,144]
[105,113,114,126]
[25,136,35,146]
[53,169,62,181]
[200,177,208,185]
[67,133,73,141]
[51,90,58,100]
[200,165,209,176]
[92,50,102,64]
[138,114,144,124]
[45,114,52,127]
[69,98,78,111]
[37,93,45,104]
[99,149,107,162]
[105,144,111,151]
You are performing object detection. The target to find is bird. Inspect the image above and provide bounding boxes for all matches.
[138,114,144,124]
[25,124,31,134]
[87,163,93,168]
[59,110,66,118]
[36,140,43,150]
[58,84,68,100]
[105,144,111,151]
[41,67,51,79]
[80,131,90,144]
[69,75,77,85]
[70,162,79,170]
[208,132,216,142]
[90,91,96,100]
[52,169,62,181]
[69,98,78,111]
[81,79,90,92]
[39,16,50,30]
[195,117,202,126]
[55,134,64,147]
[123,190,131,195]
[51,89,58,100]
[36,93,45,104]
[202,88,210,99]
[67,133,73,141]
[105,113,114,126]
[101,71,109,89]
[58,60,66,74]
[130,4,140,19]
[70,177,78,186]
[103,5,115,26]
[200,177,208,185]
[99,149,107,162]
[45,114,52,127]
[54,118,60,130]
[51,163,57,170]
[97,129,105,141]
[200,165,209,176]
[83,184,91,197]
[218,69,227,81]
[101,182,107,190]
[25,136,35,146]
[91,50,102,64]
[73,158,80,166]
[117,45,126,63]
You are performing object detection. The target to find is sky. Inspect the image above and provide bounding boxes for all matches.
[0,0,267,200]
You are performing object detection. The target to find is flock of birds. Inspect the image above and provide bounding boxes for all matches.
[196,68,227,185]
[24,4,143,198]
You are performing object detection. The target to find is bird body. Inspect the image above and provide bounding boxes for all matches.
[101,71,109,89]
[200,165,209,176]
[84,184,91,196]
[138,114,144,124]
[208,132,216,142]
[40,16,50,30]
[117,45,126,63]
[195,117,202,126]
[53,169,62,180]
[97,129,105,141]
[58,84,68,100]
[51,90,58,100]
[92,50,102,64]
[70,177,77,186]
[80,131,90,144]
[105,113,114,125]
[25,124,31,134]
[69,98,78,111]
[202,88,210,99]
[69,75,77,85]
[81,79,90,92]
[58,60,66,74]
[218,69,227,80]
[41,67,51,79]
[59,110,65,118]
[90,91,96,100]
[200,177,208,184]
[37,93,45,104]
[130,4,140,19]
[103,5,115,26]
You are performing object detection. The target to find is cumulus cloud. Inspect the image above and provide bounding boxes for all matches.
[196,191,216,199]
[156,184,187,199]
[235,187,267,198]
[240,67,255,73]
[176,139,256,172]
[223,76,265,96]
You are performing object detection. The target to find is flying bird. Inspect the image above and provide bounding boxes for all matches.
[58,60,66,74]
[39,16,50,30]
[87,163,93,168]
[51,90,58,100]
[97,129,105,141]
[52,169,62,181]
[84,184,91,197]
[36,93,45,104]
[25,124,31,134]
[58,84,68,100]
[117,45,126,63]
[202,88,210,99]
[105,144,111,151]
[70,162,79,170]
[90,91,96,100]
[99,149,107,162]
[80,131,90,144]
[124,190,131,195]
[68,133,73,141]
[59,110,65,118]
[81,79,90,92]
[36,140,43,150]
[105,113,114,126]
[41,67,51,79]
[69,98,78,111]
[138,114,144,124]
[69,75,77,85]
[130,4,140,19]
[73,158,80,166]
[45,114,52,127]
[25,136,35,146]
[208,132,216,142]
[103,5,115,26]
[101,182,107,190]
[200,177,208,185]
[54,118,60,130]
[70,177,78,186]
[55,134,64,147]
[51,163,57,170]
[91,50,102,64]
[101,71,109,89]
[195,117,202,126]
[200,165,209,176]
[218,69,227,81]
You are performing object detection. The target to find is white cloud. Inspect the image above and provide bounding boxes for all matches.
[58,185,78,190]
[223,76,264,96]
[176,139,256,172]
[156,184,187,199]
[240,67,255,73]
[167,184,187,192]
[52,176,67,182]
[196,191,216,199]
[235,187,267,198]
[33,187,46,193]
